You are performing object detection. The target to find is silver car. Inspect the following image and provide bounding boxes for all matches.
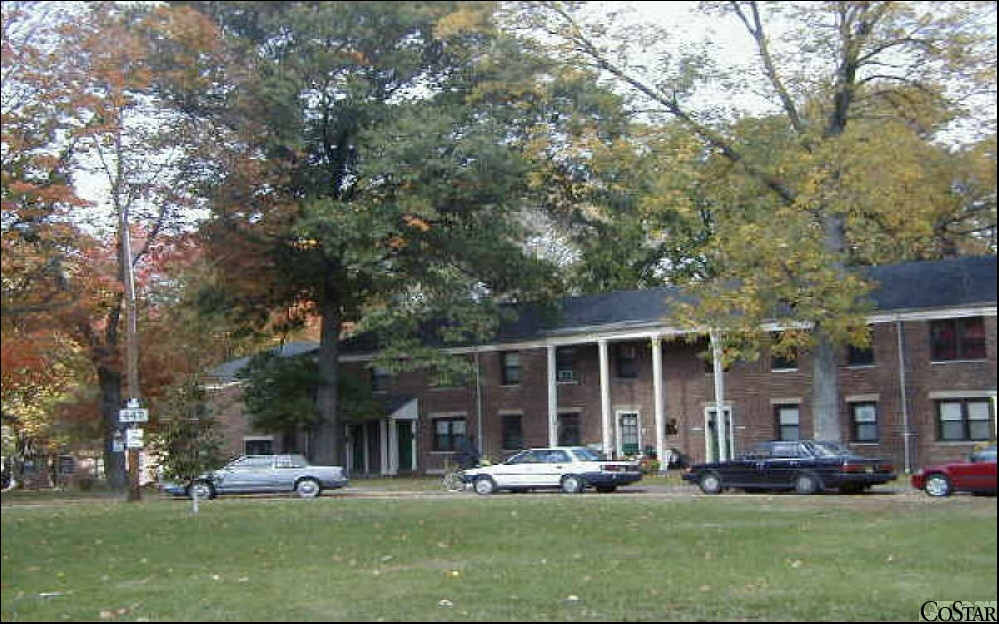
[163,454,348,499]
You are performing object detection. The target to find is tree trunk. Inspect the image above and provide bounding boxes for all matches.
[311,287,343,465]
[99,366,128,490]
[811,211,847,442]
[811,331,841,442]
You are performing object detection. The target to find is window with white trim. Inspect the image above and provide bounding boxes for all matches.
[500,352,521,385]
[432,417,467,452]
[937,399,993,441]
[618,412,640,456]
[501,414,523,450]
[244,438,273,455]
[775,405,800,441]
[556,347,577,382]
[557,413,581,446]
[616,344,638,378]
[931,317,987,361]
[850,402,878,442]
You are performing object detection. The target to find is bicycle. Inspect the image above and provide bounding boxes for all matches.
[441,453,490,492]
[442,468,465,492]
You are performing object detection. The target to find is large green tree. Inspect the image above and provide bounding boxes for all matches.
[516,1,997,442]
[185,2,563,463]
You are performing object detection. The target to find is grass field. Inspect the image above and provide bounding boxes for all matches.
[2,492,996,621]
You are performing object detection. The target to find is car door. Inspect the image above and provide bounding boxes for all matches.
[724,450,763,487]
[488,451,539,487]
[516,450,553,487]
[272,455,305,491]
[225,456,275,492]
[542,450,573,487]
[759,442,802,487]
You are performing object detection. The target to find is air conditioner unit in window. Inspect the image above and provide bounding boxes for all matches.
[557,369,576,382]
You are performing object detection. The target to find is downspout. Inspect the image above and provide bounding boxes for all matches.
[475,350,483,456]
[896,317,912,474]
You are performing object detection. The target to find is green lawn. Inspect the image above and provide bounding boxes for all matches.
[2,493,996,621]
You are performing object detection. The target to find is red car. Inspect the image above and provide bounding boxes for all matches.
[911,445,997,497]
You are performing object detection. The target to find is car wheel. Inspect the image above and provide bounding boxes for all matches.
[794,473,820,495]
[596,485,617,493]
[474,476,496,495]
[698,472,723,495]
[187,481,215,500]
[925,474,952,497]
[560,475,584,494]
[296,478,321,499]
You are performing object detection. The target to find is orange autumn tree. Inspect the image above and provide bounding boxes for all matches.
[2,2,225,489]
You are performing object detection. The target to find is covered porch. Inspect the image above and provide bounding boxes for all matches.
[344,396,418,477]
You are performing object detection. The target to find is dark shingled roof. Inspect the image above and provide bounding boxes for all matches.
[206,341,321,381]
[209,256,996,374]
[863,256,996,311]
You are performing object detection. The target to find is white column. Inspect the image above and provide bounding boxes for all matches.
[388,420,399,476]
[711,330,728,462]
[362,424,370,474]
[599,339,612,458]
[547,345,558,446]
[380,419,389,476]
[652,336,666,471]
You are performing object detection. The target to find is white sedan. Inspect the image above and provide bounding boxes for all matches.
[460,447,642,494]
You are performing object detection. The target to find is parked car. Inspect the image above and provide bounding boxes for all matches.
[161,454,348,499]
[681,440,896,494]
[911,444,997,497]
[460,446,642,495]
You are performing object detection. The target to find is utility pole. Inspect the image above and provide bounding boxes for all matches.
[121,203,142,502]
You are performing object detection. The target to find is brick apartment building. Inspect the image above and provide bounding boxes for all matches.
[204,256,997,477]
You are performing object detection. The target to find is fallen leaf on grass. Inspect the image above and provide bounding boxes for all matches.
[438,599,454,608]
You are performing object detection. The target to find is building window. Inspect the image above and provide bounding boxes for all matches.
[244,438,273,455]
[616,344,638,378]
[556,347,577,382]
[847,341,875,366]
[775,405,800,441]
[937,399,993,441]
[618,412,640,456]
[771,345,798,371]
[850,402,878,442]
[931,317,986,361]
[557,413,581,446]
[500,352,521,385]
[501,415,523,450]
[371,367,390,392]
[432,417,467,452]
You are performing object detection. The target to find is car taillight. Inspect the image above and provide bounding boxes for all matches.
[842,462,866,473]
[879,463,894,473]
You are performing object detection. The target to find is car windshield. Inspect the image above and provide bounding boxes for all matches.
[504,451,530,465]
[571,448,603,462]
[808,441,849,457]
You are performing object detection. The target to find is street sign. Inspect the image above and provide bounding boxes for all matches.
[126,428,144,449]
[119,408,148,423]
[112,439,124,453]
